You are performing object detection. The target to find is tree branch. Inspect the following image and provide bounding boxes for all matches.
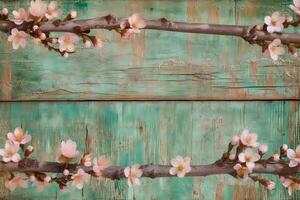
[1,159,298,180]
[1,15,300,45]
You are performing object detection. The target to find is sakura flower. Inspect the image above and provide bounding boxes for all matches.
[281,176,300,196]
[29,0,47,18]
[45,1,61,20]
[124,164,143,187]
[80,154,92,167]
[7,127,31,145]
[240,129,259,147]
[58,33,80,52]
[5,175,28,191]
[71,169,91,189]
[12,8,31,25]
[169,156,191,178]
[230,135,240,146]
[265,180,276,190]
[8,28,28,50]
[238,148,260,171]
[30,176,51,192]
[127,13,146,33]
[264,12,286,33]
[0,141,21,162]
[287,145,300,167]
[290,0,300,16]
[264,39,285,61]
[93,155,111,178]
[233,164,251,178]
[57,139,80,163]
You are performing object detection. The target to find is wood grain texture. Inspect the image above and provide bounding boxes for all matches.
[0,0,298,101]
[0,101,296,199]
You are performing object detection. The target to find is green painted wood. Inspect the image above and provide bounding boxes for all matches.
[0,101,296,199]
[0,0,298,101]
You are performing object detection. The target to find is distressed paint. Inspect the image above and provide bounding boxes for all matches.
[0,0,298,199]
[0,0,298,100]
[0,102,296,199]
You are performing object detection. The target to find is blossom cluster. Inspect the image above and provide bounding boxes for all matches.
[262,0,300,61]
[228,129,300,195]
[0,0,146,57]
[0,127,299,197]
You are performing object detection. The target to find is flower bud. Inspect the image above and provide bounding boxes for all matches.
[44,176,51,183]
[84,40,92,48]
[63,52,69,58]
[70,11,77,19]
[63,169,69,176]
[230,135,240,146]
[282,144,288,151]
[265,180,275,190]
[25,145,34,157]
[33,25,39,31]
[39,33,46,40]
[286,16,293,23]
[229,153,236,161]
[272,154,280,162]
[259,144,268,154]
[2,8,8,16]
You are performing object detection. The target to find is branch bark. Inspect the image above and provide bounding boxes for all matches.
[1,15,300,44]
[1,159,298,180]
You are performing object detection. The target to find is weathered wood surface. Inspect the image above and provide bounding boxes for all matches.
[0,0,298,101]
[0,101,297,200]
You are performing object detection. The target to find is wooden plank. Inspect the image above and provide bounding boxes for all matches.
[0,0,298,101]
[0,101,296,199]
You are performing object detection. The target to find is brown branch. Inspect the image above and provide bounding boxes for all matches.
[1,15,300,45]
[1,158,299,180]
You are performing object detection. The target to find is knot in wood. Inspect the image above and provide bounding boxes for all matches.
[242,25,258,44]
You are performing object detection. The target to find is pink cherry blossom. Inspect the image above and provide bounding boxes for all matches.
[290,0,300,16]
[45,1,61,20]
[7,127,31,145]
[264,12,286,33]
[5,175,28,191]
[233,163,251,178]
[93,155,111,178]
[29,0,47,18]
[287,145,300,167]
[264,39,285,61]
[57,139,80,163]
[124,164,143,187]
[238,148,260,171]
[240,129,259,147]
[281,176,300,196]
[71,169,91,189]
[8,28,28,50]
[58,33,80,52]
[12,8,31,25]
[0,141,21,162]
[169,156,191,178]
